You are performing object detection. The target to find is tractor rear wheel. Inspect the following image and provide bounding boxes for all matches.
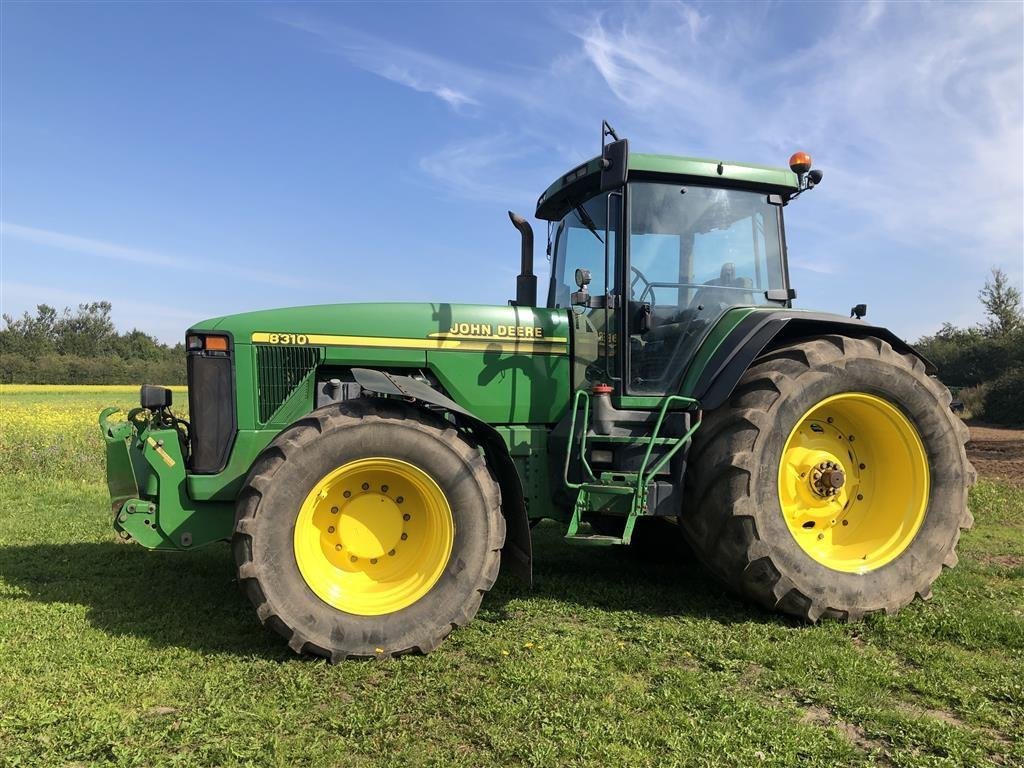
[681,335,975,621]
[233,399,504,659]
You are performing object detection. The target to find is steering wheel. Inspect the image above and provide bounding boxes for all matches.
[630,266,655,307]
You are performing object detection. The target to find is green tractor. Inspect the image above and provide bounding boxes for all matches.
[100,124,974,659]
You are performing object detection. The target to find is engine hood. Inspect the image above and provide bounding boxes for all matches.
[189,302,571,355]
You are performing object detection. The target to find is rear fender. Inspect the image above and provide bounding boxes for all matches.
[350,368,532,585]
[691,312,934,411]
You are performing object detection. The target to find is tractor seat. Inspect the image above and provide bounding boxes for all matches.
[692,263,753,308]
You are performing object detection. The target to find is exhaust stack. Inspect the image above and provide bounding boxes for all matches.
[508,211,537,307]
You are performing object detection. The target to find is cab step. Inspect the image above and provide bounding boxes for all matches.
[564,533,623,546]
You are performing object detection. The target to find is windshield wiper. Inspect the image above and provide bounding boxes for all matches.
[574,205,604,244]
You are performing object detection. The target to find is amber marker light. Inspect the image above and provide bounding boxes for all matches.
[789,151,813,175]
[204,335,229,352]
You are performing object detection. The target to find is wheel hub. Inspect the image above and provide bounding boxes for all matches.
[810,460,846,497]
[337,493,403,559]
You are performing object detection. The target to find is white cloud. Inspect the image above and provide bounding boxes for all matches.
[2,221,186,270]
[572,2,1021,241]
[276,15,483,112]
[0,222,319,289]
[418,135,542,203]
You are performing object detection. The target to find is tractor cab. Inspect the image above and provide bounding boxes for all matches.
[536,127,807,398]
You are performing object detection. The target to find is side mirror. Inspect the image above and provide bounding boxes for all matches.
[851,303,867,320]
[600,138,629,192]
[765,288,797,303]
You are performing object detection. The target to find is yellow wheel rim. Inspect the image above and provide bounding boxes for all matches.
[778,393,929,573]
[293,457,454,615]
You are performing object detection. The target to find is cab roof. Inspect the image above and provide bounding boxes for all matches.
[535,152,800,221]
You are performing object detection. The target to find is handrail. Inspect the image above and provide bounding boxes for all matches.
[634,395,700,498]
[563,389,701,497]
[562,389,598,490]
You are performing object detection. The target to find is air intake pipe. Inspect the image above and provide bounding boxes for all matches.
[508,211,537,307]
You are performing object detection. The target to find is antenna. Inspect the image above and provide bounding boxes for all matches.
[601,120,620,153]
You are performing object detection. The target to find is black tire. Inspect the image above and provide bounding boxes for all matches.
[681,335,976,621]
[233,398,504,659]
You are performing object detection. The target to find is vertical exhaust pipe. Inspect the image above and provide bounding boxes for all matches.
[508,211,536,307]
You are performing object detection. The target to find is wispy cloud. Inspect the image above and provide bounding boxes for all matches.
[2,221,192,271]
[277,15,483,111]
[1,222,318,289]
[577,3,1022,256]
[418,134,543,203]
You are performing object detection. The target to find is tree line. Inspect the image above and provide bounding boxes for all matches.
[0,301,185,384]
[1,269,1021,424]
[914,267,1023,426]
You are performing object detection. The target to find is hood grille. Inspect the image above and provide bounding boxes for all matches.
[255,345,323,424]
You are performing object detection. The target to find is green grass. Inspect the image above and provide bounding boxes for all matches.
[0,391,1021,766]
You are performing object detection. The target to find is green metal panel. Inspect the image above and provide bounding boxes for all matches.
[186,429,281,501]
[495,425,560,520]
[629,154,799,189]
[99,412,234,549]
[537,152,799,219]
[202,302,573,429]
[429,349,570,424]
[678,307,767,396]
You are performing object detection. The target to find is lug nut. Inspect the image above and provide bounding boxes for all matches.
[396,496,404,504]
[403,513,411,521]
[328,526,335,533]
[343,490,351,498]
[388,549,396,556]
[857,494,864,501]
[361,483,370,491]
[370,558,378,564]
[401,533,408,540]
[859,463,866,470]
[335,544,342,551]
[350,555,358,563]
[381,485,389,493]
[331,506,339,514]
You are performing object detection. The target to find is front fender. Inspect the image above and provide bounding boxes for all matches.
[350,368,533,585]
[690,311,934,412]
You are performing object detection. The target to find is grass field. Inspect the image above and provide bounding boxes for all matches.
[0,387,1021,767]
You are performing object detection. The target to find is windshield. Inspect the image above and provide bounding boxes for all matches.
[628,182,786,393]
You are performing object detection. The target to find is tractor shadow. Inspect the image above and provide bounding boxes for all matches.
[0,523,792,659]
[487,520,797,628]
[0,540,291,660]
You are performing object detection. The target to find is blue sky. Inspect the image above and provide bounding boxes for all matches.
[2,1,1021,343]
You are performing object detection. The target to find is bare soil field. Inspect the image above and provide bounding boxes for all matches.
[967,422,1024,486]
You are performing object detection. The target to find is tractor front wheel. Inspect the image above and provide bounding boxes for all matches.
[682,335,975,621]
[233,399,504,659]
